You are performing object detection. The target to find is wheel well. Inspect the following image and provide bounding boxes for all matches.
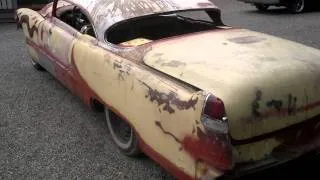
[90,98,105,112]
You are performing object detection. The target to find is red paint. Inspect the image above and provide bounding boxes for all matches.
[247,100,320,121]
[183,95,232,172]
[301,101,320,111]
[183,128,233,172]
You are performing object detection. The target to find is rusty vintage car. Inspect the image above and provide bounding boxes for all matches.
[16,0,320,179]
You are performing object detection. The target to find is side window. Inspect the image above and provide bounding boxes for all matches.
[55,4,96,37]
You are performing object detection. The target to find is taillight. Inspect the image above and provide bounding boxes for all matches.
[183,94,233,173]
[201,95,229,134]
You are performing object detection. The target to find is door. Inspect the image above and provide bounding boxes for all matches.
[46,17,77,92]
[47,0,97,104]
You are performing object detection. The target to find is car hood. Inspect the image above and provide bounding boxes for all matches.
[143,28,320,141]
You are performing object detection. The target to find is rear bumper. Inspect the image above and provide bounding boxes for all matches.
[221,150,319,179]
[220,115,320,179]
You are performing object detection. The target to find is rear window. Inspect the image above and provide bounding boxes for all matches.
[105,10,222,46]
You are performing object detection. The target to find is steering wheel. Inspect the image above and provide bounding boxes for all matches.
[72,6,85,31]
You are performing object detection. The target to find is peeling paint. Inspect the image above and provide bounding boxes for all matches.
[19,15,39,38]
[140,81,198,114]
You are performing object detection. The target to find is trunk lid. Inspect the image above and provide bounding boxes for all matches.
[143,28,320,141]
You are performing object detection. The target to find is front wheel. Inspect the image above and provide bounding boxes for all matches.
[105,108,142,156]
[254,4,269,11]
[288,0,305,13]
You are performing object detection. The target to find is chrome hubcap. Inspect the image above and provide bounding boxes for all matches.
[106,109,133,149]
[117,120,132,143]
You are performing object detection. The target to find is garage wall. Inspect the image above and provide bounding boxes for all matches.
[0,0,17,10]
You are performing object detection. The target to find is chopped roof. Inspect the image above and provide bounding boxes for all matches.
[67,0,220,39]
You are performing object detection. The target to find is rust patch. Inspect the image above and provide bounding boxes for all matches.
[19,15,38,38]
[228,36,266,44]
[140,81,198,114]
[161,60,186,67]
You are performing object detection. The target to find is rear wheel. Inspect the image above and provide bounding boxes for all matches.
[254,4,269,11]
[288,0,305,13]
[105,108,142,156]
[30,58,45,71]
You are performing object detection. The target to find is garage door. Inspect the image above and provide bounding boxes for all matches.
[0,0,17,10]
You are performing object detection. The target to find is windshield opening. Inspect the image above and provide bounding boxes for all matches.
[105,10,223,47]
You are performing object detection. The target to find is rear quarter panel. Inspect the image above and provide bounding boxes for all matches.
[72,35,208,178]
